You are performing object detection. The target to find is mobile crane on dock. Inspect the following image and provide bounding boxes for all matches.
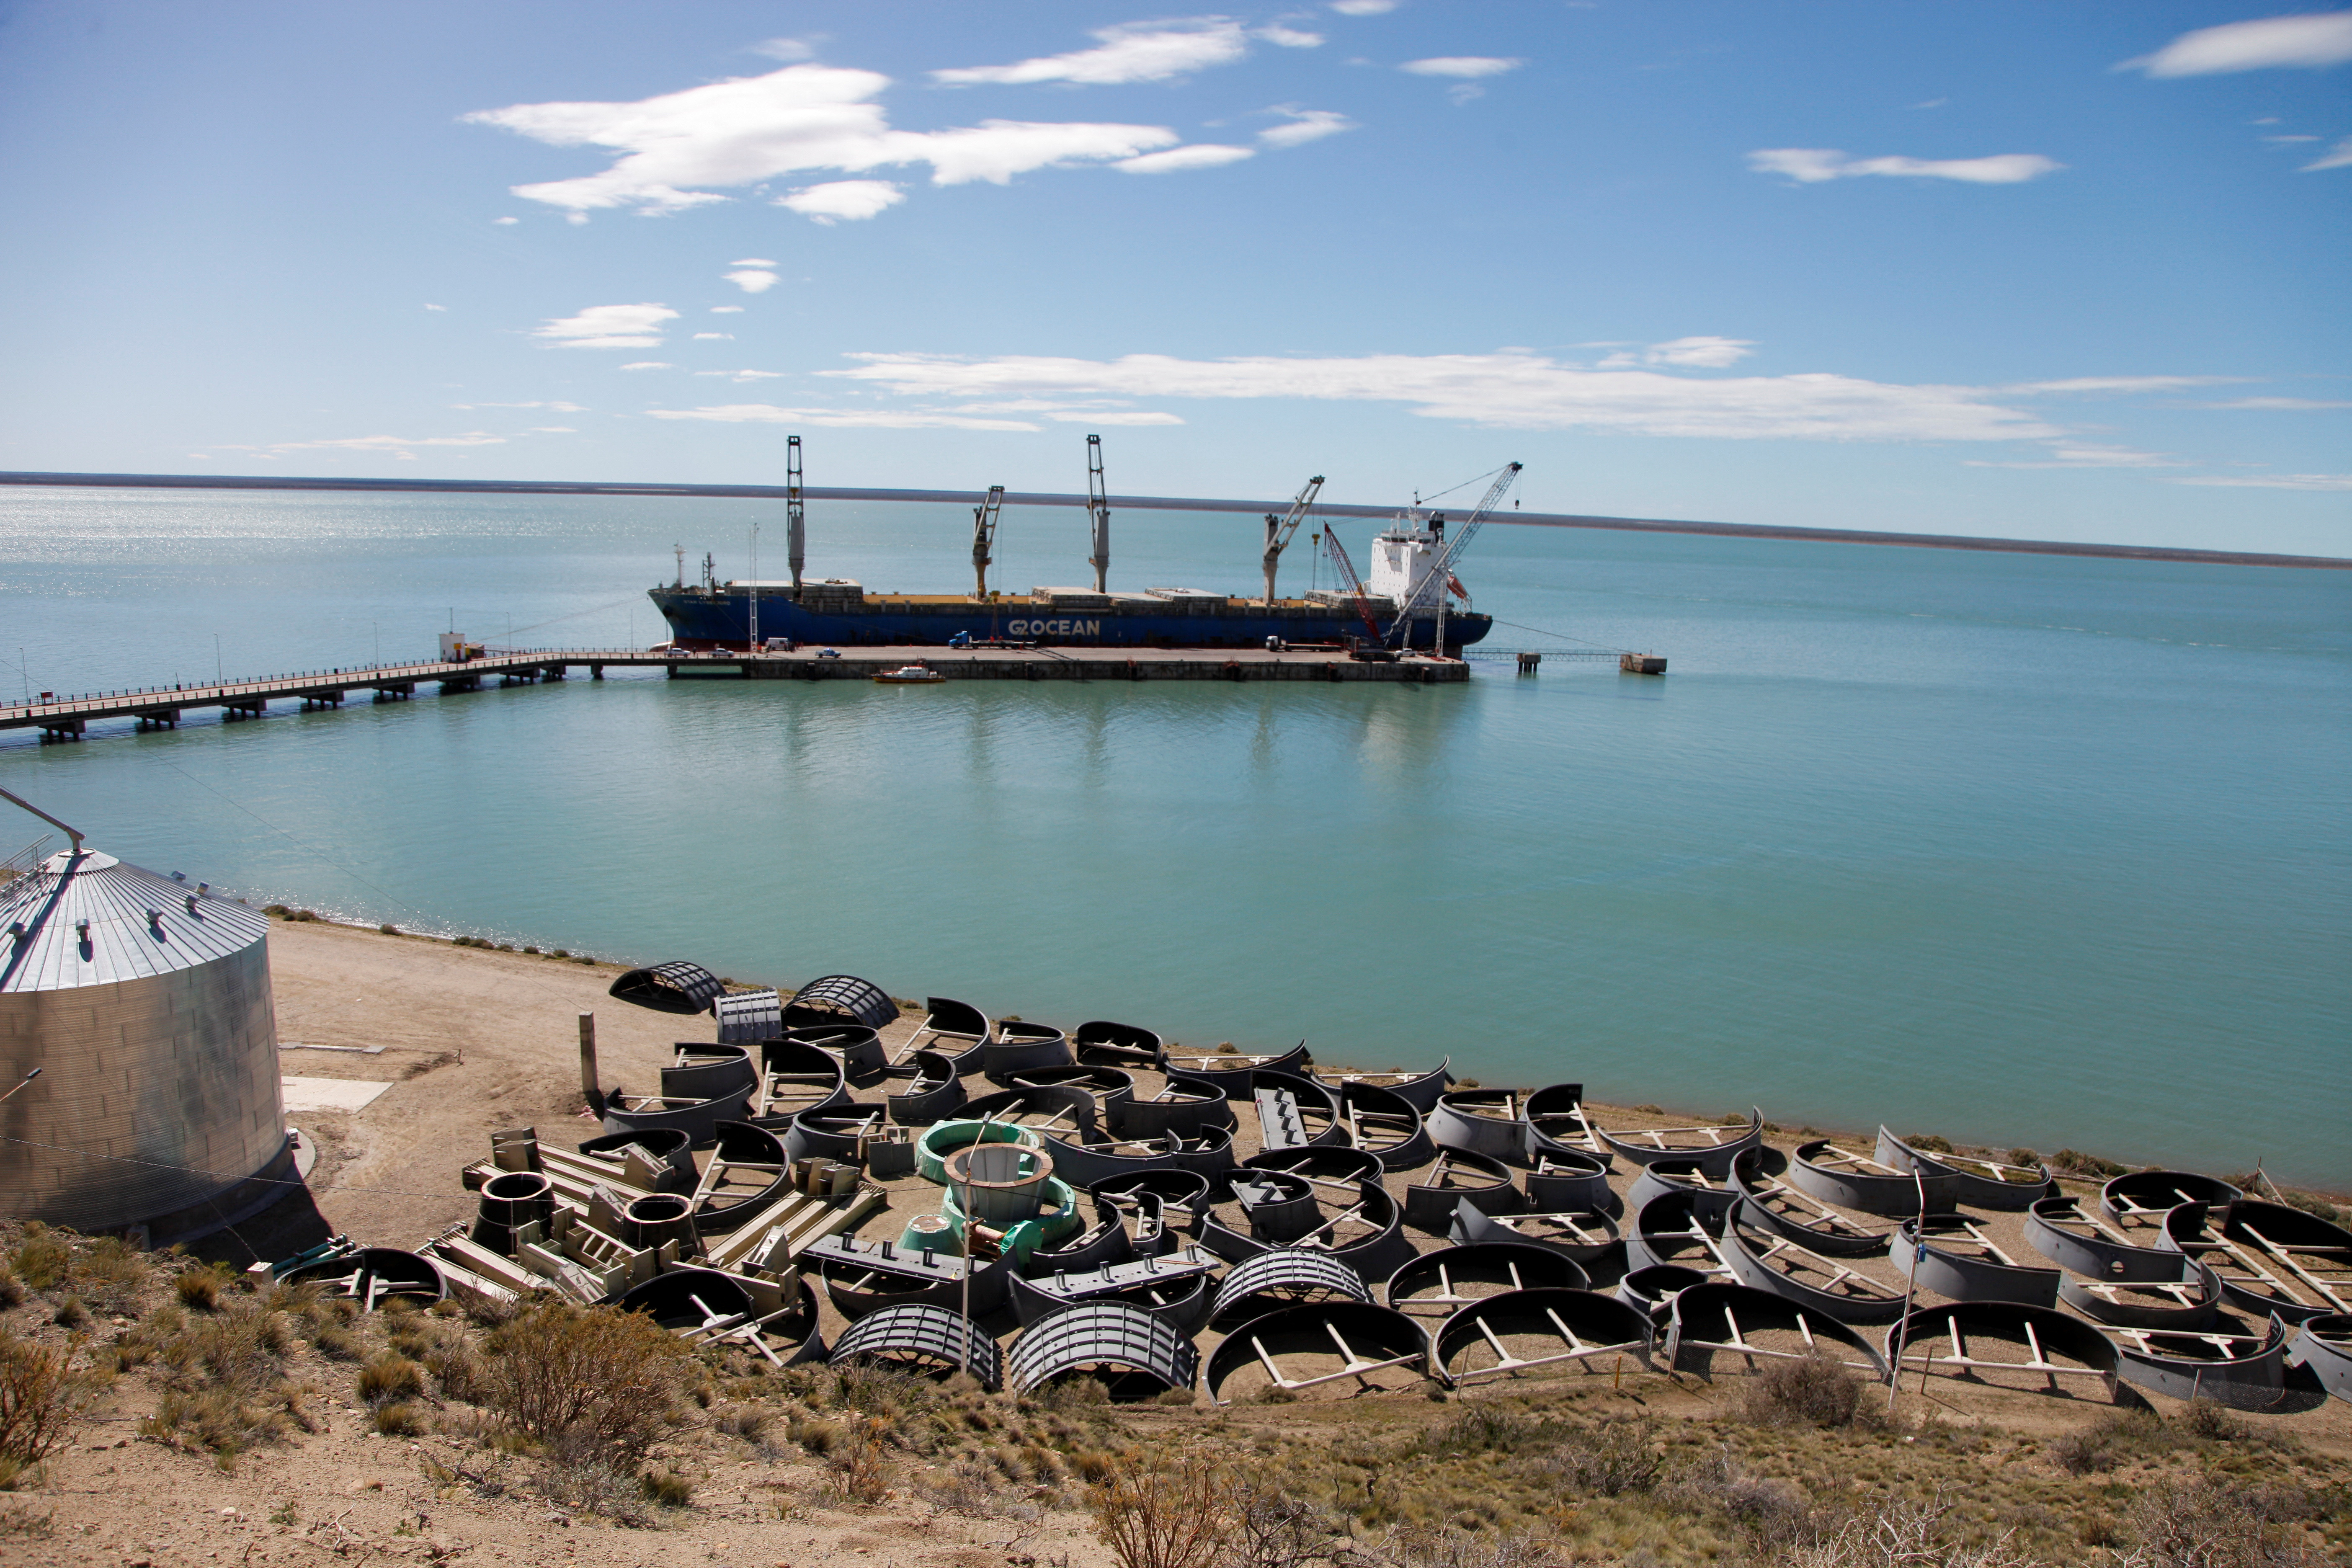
[1260,474,1327,606]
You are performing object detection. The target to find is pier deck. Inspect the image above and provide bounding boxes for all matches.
[3,645,1465,739]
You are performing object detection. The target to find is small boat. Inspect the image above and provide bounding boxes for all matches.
[874,664,946,684]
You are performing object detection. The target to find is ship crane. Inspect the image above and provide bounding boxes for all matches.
[785,434,806,596]
[1259,474,1326,606]
[1318,527,1386,647]
[1085,435,1111,595]
[970,483,1006,600]
[1393,462,1521,652]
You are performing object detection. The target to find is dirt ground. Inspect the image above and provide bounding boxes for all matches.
[3,918,2345,1568]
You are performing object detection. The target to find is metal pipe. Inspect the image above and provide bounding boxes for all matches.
[0,787,82,856]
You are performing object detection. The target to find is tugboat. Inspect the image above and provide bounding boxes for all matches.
[647,438,1516,655]
[873,663,946,685]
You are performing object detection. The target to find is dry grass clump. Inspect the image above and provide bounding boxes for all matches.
[1539,1416,1664,1497]
[356,1353,424,1407]
[0,1331,82,1477]
[474,1301,684,1459]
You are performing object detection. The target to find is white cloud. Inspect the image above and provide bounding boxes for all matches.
[732,256,779,266]
[2305,135,2352,170]
[779,178,905,222]
[1257,25,1326,48]
[725,268,780,292]
[1602,336,1755,369]
[619,362,672,371]
[467,65,1181,215]
[647,404,1044,431]
[215,431,509,462]
[711,306,744,313]
[2167,472,2352,490]
[933,20,1249,85]
[693,332,736,340]
[1329,0,1398,13]
[1045,410,1185,425]
[531,426,577,433]
[423,303,447,312]
[2264,133,2322,142]
[2003,375,2242,394]
[1260,108,1357,147]
[1963,442,2181,469]
[2197,395,2352,409]
[1116,144,1256,174]
[694,369,784,382]
[751,37,816,63]
[533,302,678,348]
[1400,56,1522,77]
[493,215,518,224]
[1749,148,2063,184]
[449,400,589,412]
[822,349,2068,443]
[2120,11,2352,76]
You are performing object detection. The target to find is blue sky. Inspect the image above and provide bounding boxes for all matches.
[2,1,2347,554]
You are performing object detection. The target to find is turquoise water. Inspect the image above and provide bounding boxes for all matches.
[4,488,2347,1185]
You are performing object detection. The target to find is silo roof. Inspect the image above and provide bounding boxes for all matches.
[1,848,268,993]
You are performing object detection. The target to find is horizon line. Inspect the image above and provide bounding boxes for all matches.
[3,469,2343,571]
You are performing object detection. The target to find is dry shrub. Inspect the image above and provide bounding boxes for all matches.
[1088,1455,1230,1568]
[175,1266,226,1311]
[0,1333,79,1465]
[75,1237,147,1310]
[476,1302,684,1459]
[713,1405,768,1443]
[2125,1477,2323,1568]
[2174,1398,2244,1442]
[828,1416,894,1505]
[1741,1353,1865,1429]
[2050,1409,2168,1476]
[640,1467,693,1508]
[1422,1404,1547,1456]
[356,1354,424,1408]
[835,1359,934,1417]
[1774,1491,2036,1568]
[533,1429,652,1524]
[9,1229,68,1292]
[1664,1448,1804,1538]
[1540,1417,1662,1497]
[425,1343,484,1403]
[0,1266,21,1310]
[1346,1522,1558,1568]
[143,1386,289,1467]
[1224,1471,1333,1568]
[371,1401,426,1437]
[162,1309,288,1394]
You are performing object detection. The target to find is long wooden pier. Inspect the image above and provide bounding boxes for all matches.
[3,645,1467,739]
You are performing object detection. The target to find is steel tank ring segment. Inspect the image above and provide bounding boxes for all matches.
[1663,1282,1891,1382]
[1069,1019,1163,1069]
[885,1051,969,1127]
[607,961,726,1016]
[1403,1148,1523,1235]
[785,975,899,1033]
[2288,1314,2352,1405]
[1110,1073,1234,1141]
[1164,1040,1312,1091]
[1787,1138,1963,1218]
[1204,1301,1429,1406]
[1433,1287,1653,1389]
[685,1121,796,1233]
[831,1303,1003,1391]
[2158,1199,2352,1327]
[982,1021,1075,1085]
[1208,1246,1373,1334]
[1009,1246,1220,1332]
[1596,1107,1764,1179]
[576,1127,699,1194]
[1450,1199,1625,1269]
[2110,1314,2293,1412]
[1524,1148,1614,1216]
[785,1024,889,1081]
[1722,1207,1908,1326]
[1731,1149,1891,1259]
[1006,1300,1199,1402]
[2101,1169,2243,1225]
[1336,1080,1437,1171]
[1314,1058,1452,1115]
[1895,1215,2062,1309]
[1616,1264,1712,1324]
[2024,1194,2188,1282]
[1874,1127,2055,1211]
[280,1247,446,1306]
[1243,1144,1385,1188]
[1386,1243,1590,1319]
[2058,1255,2226,1331]
[1426,1089,1532,1166]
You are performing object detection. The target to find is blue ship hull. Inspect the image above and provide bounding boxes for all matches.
[647,587,1491,653]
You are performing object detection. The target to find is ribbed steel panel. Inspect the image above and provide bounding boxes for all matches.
[0,854,286,1233]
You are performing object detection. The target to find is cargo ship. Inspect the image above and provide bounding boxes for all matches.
[647,442,1504,654]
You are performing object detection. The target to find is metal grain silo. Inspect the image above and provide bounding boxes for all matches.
[0,811,289,1245]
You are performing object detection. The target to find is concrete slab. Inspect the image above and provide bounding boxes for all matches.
[281,1076,395,1114]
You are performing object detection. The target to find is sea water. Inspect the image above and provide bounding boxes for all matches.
[3,487,2345,1185]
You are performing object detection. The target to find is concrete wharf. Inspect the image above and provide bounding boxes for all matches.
[4,645,1467,740]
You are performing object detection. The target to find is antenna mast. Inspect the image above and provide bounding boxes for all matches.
[786,434,806,595]
[970,484,1006,599]
[1086,436,1110,594]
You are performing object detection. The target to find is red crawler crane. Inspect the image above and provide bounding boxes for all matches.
[1319,528,1386,646]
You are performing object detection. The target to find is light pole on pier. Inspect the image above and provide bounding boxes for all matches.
[214,634,222,685]
[748,523,760,653]
[16,649,26,705]
[372,622,380,668]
